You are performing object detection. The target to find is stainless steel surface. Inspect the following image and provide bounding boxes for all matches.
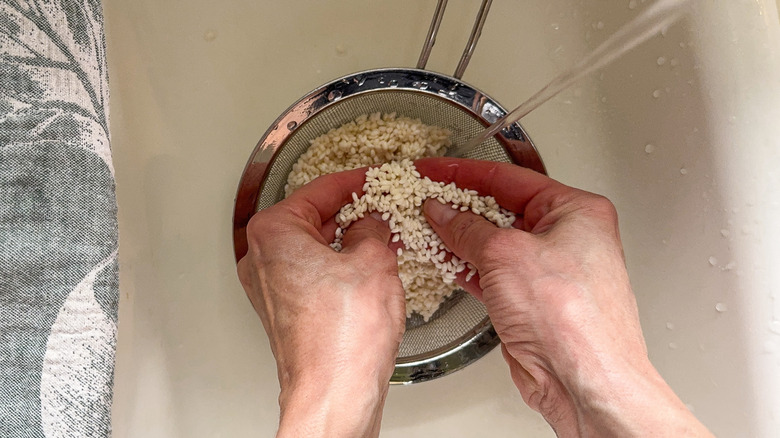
[416,0,448,69]
[453,0,493,79]
[232,68,545,384]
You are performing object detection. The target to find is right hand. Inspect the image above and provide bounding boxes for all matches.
[415,157,712,437]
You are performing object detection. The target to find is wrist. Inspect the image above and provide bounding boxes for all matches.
[560,357,711,437]
[277,371,389,438]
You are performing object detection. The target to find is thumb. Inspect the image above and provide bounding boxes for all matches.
[340,213,392,254]
[423,199,499,267]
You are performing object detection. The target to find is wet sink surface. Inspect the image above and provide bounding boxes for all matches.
[105,1,780,436]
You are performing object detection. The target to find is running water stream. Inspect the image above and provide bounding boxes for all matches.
[448,0,694,157]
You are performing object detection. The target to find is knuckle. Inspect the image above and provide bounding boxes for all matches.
[246,208,289,242]
[449,214,513,262]
[479,229,516,263]
[449,215,481,250]
[585,194,619,222]
[245,210,269,238]
[356,237,393,258]
[236,257,254,288]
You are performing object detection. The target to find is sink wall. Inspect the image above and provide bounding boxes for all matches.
[105,0,780,436]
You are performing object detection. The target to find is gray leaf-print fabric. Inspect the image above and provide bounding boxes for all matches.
[0,1,117,437]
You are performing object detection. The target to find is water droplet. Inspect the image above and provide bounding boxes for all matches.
[652,89,661,98]
[715,302,728,313]
[327,90,342,101]
[668,342,679,350]
[203,30,217,41]
[378,76,386,84]
[723,261,736,271]
[388,79,398,87]
[708,256,718,266]
[412,81,429,90]
[601,96,607,103]
[551,22,560,30]
[666,322,675,330]
[357,76,367,86]
[597,21,604,30]
[657,56,667,66]
[628,0,638,9]
[720,229,730,238]
[644,143,655,153]
[680,167,688,175]
[286,121,298,130]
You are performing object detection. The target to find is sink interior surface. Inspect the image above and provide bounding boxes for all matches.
[104,1,780,436]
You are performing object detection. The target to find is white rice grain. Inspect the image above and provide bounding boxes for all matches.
[286,113,514,321]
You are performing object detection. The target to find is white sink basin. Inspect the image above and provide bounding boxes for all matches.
[105,0,780,436]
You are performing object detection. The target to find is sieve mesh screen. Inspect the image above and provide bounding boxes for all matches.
[255,89,513,359]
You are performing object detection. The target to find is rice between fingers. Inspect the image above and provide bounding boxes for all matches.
[285,113,514,321]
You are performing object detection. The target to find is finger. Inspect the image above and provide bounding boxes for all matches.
[414,157,569,230]
[320,216,339,243]
[387,235,405,254]
[423,199,502,269]
[455,268,484,301]
[341,214,392,254]
[500,344,538,400]
[280,167,369,230]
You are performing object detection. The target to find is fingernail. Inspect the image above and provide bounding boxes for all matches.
[424,199,458,225]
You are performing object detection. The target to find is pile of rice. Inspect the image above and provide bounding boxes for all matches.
[285,113,514,320]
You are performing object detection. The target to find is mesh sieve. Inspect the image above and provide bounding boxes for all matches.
[234,68,545,384]
[233,0,545,385]
[257,89,505,354]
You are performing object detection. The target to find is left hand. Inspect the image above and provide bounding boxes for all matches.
[237,167,406,438]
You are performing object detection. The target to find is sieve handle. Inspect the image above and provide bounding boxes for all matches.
[453,0,492,79]
[416,0,448,69]
[416,0,493,78]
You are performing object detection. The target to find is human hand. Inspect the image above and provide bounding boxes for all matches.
[416,157,712,437]
[237,168,406,438]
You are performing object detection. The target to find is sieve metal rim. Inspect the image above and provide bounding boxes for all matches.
[232,67,546,384]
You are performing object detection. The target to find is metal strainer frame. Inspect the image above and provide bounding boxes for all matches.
[233,1,546,385]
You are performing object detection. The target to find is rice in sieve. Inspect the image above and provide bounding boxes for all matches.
[233,0,546,384]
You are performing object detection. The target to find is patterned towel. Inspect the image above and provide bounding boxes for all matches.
[0,1,117,437]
